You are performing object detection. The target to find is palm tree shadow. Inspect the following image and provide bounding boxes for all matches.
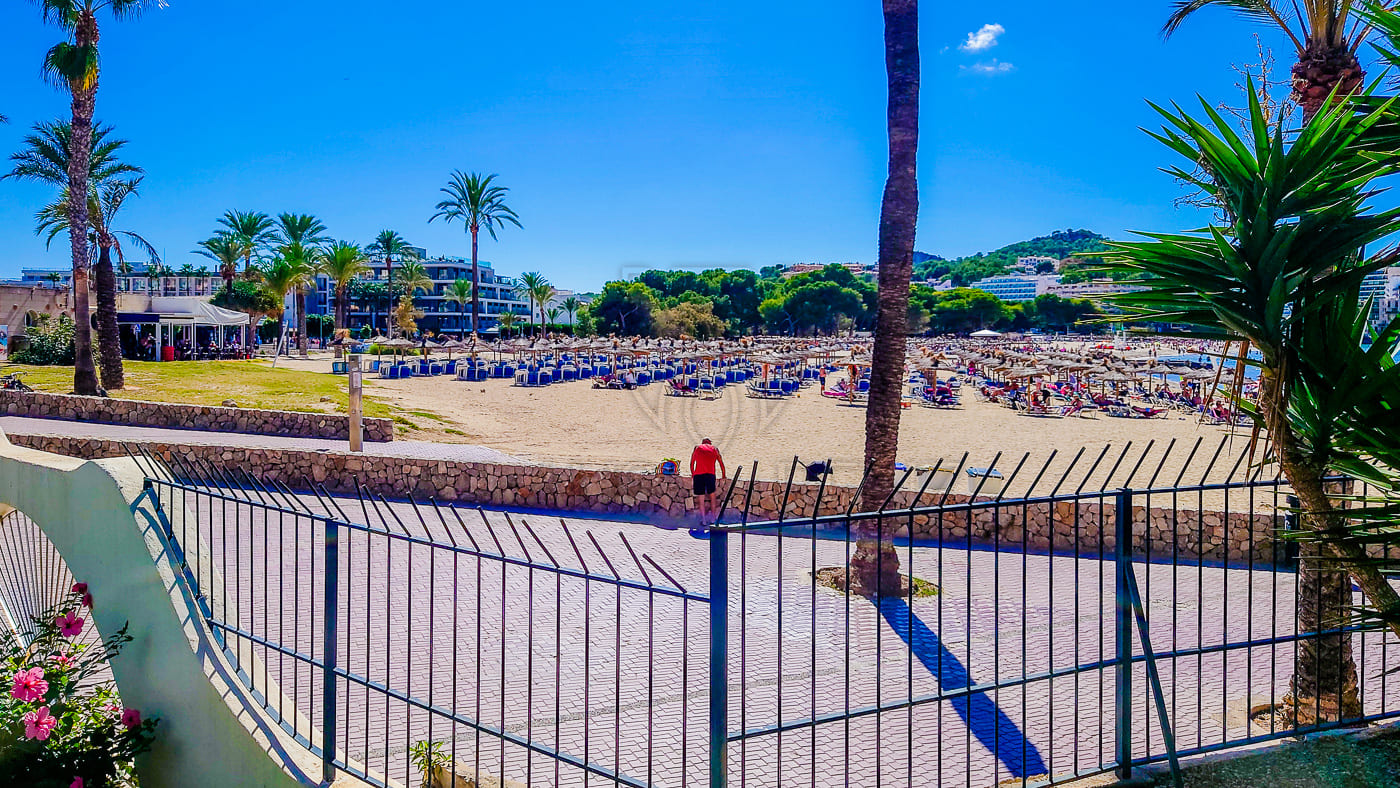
[878,598,1049,779]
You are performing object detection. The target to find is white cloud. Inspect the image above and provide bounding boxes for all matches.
[960,23,1005,53]
[961,59,1015,75]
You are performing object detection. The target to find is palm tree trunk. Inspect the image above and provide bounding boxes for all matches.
[67,85,100,396]
[298,288,310,355]
[93,243,125,389]
[470,228,481,334]
[850,0,919,596]
[385,257,395,338]
[1258,369,1363,722]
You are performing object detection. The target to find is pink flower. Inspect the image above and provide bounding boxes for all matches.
[10,667,48,702]
[71,778,84,788]
[23,706,57,740]
[121,708,141,729]
[52,650,75,669]
[56,611,84,638]
[71,582,88,595]
[81,593,93,609]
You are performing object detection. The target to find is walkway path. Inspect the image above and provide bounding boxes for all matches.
[0,416,524,465]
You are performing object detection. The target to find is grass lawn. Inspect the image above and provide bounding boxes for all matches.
[1150,728,1400,787]
[0,360,397,421]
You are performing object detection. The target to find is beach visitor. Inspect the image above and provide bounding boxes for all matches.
[690,438,726,525]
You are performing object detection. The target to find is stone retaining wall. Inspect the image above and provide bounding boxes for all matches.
[0,389,393,442]
[9,433,1289,566]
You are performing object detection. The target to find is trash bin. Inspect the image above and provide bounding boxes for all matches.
[161,346,175,362]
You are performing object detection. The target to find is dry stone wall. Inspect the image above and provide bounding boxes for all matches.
[10,433,1290,566]
[0,389,392,442]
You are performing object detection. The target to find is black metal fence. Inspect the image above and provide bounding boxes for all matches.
[121,441,1400,788]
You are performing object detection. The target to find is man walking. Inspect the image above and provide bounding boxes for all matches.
[690,437,726,525]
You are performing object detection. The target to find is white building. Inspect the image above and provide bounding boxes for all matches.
[536,289,593,325]
[1046,279,1145,299]
[1360,266,1400,329]
[967,274,1059,302]
[1012,256,1061,273]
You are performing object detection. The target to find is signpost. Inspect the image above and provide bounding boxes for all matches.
[347,354,363,452]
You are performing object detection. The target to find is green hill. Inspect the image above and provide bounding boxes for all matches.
[915,229,1111,286]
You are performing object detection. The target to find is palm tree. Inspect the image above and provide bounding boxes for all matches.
[496,310,520,339]
[848,0,919,596]
[34,0,161,395]
[35,177,157,389]
[546,306,561,328]
[429,171,522,333]
[217,210,277,277]
[395,260,433,296]
[365,230,418,336]
[256,255,314,354]
[6,119,144,390]
[444,278,473,336]
[195,233,244,293]
[319,241,369,354]
[272,213,328,354]
[534,285,556,333]
[515,271,550,335]
[562,295,581,327]
[1163,1,1370,120]
[1105,89,1400,723]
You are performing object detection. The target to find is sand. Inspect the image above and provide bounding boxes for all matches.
[281,355,1263,496]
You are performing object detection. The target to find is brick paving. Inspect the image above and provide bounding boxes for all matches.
[143,486,1400,788]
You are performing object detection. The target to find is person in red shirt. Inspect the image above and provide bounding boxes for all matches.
[690,438,726,525]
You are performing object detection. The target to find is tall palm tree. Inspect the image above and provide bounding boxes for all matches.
[429,171,522,333]
[849,0,920,596]
[562,295,582,327]
[1164,1,1370,120]
[272,213,328,354]
[515,271,550,335]
[195,233,244,293]
[35,177,157,389]
[444,278,474,336]
[5,119,143,390]
[35,0,162,395]
[217,210,277,277]
[365,230,418,336]
[533,284,556,332]
[319,241,369,354]
[256,255,314,354]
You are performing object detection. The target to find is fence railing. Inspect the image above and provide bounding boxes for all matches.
[123,443,1400,788]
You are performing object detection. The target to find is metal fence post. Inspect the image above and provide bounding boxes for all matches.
[709,528,729,788]
[1114,487,1133,782]
[322,518,340,785]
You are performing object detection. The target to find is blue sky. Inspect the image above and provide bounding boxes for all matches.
[0,2,1312,291]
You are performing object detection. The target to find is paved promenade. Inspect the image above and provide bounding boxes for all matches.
[0,415,523,464]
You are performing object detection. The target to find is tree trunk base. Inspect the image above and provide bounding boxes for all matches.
[814,567,937,598]
[1251,690,1364,729]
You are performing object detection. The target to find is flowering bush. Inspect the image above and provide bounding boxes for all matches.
[0,583,157,787]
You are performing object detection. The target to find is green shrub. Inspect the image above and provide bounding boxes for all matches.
[10,314,75,366]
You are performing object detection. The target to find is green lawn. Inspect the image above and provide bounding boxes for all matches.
[0,360,396,420]
[1150,729,1400,788]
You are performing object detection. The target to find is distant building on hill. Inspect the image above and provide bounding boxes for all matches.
[779,262,875,279]
[1012,255,1062,273]
[966,274,1059,302]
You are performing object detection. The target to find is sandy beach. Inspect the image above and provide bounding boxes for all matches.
[271,355,1263,496]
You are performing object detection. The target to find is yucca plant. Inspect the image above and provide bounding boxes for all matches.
[1103,82,1400,723]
